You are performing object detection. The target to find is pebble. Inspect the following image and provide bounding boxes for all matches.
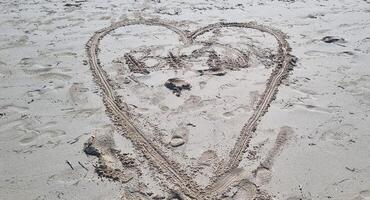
[170,137,185,147]
[322,36,346,43]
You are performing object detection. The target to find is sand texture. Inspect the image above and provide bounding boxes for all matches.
[1,0,370,200]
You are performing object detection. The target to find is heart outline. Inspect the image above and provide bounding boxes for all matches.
[86,19,293,199]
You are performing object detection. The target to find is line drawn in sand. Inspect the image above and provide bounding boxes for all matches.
[85,19,295,199]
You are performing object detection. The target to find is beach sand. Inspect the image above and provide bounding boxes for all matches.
[1,0,370,199]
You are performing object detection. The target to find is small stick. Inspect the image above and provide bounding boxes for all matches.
[66,160,74,170]
[78,161,88,171]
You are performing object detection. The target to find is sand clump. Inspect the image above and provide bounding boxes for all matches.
[83,132,139,184]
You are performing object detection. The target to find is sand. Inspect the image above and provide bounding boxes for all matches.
[1,0,370,200]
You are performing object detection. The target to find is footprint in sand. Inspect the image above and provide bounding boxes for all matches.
[22,64,53,75]
[68,82,89,105]
[232,180,258,200]
[38,72,72,81]
[352,190,370,200]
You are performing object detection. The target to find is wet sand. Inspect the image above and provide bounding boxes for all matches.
[1,0,370,200]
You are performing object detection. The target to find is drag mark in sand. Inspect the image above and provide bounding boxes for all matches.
[200,22,294,176]
[86,20,204,199]
[86,19,294,199]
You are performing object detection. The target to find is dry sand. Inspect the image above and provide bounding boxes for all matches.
[1,0,370,200]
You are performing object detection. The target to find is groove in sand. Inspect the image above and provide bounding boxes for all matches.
[86,19,293,199]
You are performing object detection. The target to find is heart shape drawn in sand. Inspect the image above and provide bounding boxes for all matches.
[86,19,294,199]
